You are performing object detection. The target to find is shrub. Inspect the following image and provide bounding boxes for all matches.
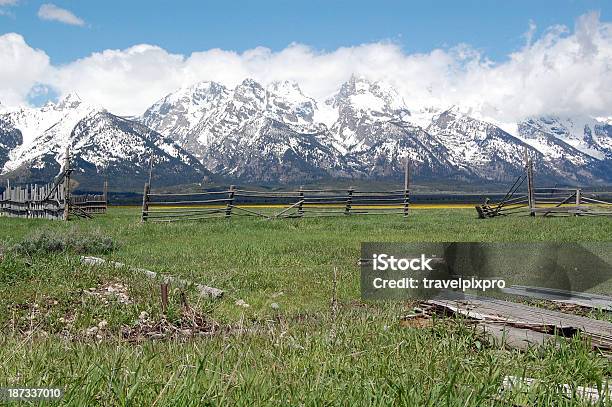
[12,228,116,255]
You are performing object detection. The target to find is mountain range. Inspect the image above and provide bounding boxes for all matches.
[1,76,611,190]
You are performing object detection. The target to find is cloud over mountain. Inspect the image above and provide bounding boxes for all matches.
[0,12,610,123]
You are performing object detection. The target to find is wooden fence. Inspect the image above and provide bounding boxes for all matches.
[71,192,108,215]
[477,150,612,218]
[0,148,108,220]
[141,158,412,223]
[141,186,410,222]
[0,181,108,220]
[0,182,67,220]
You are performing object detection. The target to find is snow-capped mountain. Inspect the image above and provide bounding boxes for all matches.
[140,76,612,185]
[142,79,345,182]
[1,76,611,188]
[0,94,210,188]
[518,116,612,161]
[1,94,96,174]
[0,118,22,169]
[327,75,412,153]
[141,81,231,155]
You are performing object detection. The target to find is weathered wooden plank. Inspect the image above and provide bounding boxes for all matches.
[501,285,612,311]
[80,256,224,299]
[479,323,559,351]
[426,293,612,351]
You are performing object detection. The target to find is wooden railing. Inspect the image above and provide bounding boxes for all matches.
[141,186,410,222]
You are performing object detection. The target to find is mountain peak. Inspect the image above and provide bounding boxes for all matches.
[57,92,83,109]
[163,81,228,105]
[234,78,266,104]
[187,81,226,94]
[238,78,264,89]
[332,76,410,119]
[347,73,369,83]
[268,80,303,96]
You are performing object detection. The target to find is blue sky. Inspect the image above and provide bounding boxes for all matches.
[1,0,611,64]
[1,1,611,121]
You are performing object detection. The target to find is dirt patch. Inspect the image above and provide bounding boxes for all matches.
[400,314,434,328]
[83,282,132,305]
[119,308,220,342]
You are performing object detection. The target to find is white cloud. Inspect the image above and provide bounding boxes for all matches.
[1,12,611,123]
[0,0,17,17]
[38,3,85,26]
[0,33,51,106]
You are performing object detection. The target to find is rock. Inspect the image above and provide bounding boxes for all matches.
[270,302,280,310]
[149,333,165,339]
[235,299,250,308]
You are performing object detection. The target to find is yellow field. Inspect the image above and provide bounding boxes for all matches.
[122,202,611,211]
[130,203,478,210]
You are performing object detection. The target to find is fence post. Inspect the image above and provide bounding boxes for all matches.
[525,149,535,217]
[160,283,169,314]
[404,158,410,217]
[225,185,235,219]
[345,186,353,215]
[103,178,108,212]
[63,147,71,221]
[298,186,304,217]
[575,188,581,216]
[141,182,150,223]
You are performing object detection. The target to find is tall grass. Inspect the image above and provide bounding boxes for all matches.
[0,208,610,405]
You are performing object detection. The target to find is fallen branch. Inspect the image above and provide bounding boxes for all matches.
[80,256,224,299]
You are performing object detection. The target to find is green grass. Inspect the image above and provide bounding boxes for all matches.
[0,208,611,406]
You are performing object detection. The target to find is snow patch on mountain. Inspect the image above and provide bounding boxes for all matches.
[2,75,610,187]
[518,116,612,160]
[0,93,100,173]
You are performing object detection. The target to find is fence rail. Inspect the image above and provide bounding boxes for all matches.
[141,158,412,223]
[476,150,612,218]
[141,185,411,222]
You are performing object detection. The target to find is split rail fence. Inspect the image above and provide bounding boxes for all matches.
[141,186,410,222]
[141,158,412,223]
[477,150,612,218]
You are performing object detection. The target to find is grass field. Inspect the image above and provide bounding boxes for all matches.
[1,207,611,406]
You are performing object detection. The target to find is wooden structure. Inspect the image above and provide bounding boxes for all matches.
[141,159,411,222]
[0,148,108,220]
[476,150,612,218]
[424,293,612,356]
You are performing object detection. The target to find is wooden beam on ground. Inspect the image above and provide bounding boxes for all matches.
[425,293,612,353]
[274,199,305,218]
[80,256,224,299]
[478,323,559,351]
[501,285,612,311]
